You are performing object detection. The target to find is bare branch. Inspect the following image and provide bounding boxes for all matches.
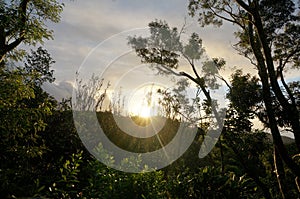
[208,6,244,28]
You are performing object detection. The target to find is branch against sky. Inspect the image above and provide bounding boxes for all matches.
[0,0,64,64]
[128,19,228,161]
[188,0,300,180]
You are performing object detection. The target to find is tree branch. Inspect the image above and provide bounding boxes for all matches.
[208,6,245,28]
[234,0,252,13]
[181,53,202,81]
[1,0,29,58]
[278,59,296,107]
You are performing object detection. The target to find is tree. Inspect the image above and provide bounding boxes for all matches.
[0,48,57,198]
[128,20,227,129]
[0,1,64,194]
[128,20,227,172]
[0,0,64,64]
[188,0,300,183]
[224,72,272,198]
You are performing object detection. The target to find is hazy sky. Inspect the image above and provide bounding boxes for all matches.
[38,0,300,139]
[44,0,248,84]
[43,0,299,102]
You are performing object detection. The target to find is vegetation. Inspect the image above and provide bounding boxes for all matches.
[1,0,300,198]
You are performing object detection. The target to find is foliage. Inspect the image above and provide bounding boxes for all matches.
[0,0,64,62]
[48,151,84,198]
[1,0,300,198]
[227,70,262,114]
[84,157,168,199]
[128,20,182,70]
[188,1,300,193]
[0,48,56,198]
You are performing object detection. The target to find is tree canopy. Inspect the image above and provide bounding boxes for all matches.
[0,0,64,63]
[1,0,300,198]
[188,0,300,181]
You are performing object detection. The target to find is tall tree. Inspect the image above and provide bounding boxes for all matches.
[0,0,63,64]
[0,1,63,196]
[188,0,300,184]
[128,20,227,123]
[128,20,227,172]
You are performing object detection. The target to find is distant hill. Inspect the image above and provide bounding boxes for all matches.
[266,133,295,145]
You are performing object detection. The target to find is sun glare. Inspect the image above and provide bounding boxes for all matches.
[129,103,153,119]
[139,105,152,118]
[127,84,164,119]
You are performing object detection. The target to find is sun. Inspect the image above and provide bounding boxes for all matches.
[138,105,152,118]
[129,104,153,127]
[127,84,163,119]
[129,103,154,119]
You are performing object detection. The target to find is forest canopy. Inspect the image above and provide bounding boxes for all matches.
[0,0,300,198]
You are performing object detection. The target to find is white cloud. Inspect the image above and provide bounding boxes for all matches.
[43,81,74,101]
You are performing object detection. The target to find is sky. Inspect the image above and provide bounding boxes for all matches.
[42,0,299,111]
[42,0,253,100]
[38,0,300,139]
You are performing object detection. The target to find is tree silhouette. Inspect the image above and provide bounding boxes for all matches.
[188,0,300,186]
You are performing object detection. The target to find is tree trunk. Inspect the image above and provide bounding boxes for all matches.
[274,147,287,199]
[251,4,300,152]
[219,137,224,173]
[247,14,300,178]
